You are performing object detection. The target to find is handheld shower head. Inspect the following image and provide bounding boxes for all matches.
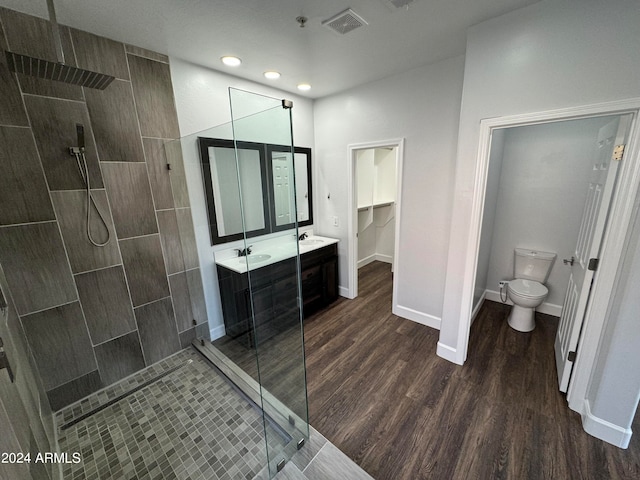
[76,124,85,152]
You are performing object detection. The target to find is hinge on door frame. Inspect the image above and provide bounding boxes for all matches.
[588,258,599,271]
[568,351,577,362]
[613,144,625,161]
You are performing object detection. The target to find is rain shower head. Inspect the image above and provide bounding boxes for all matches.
[4,0,115,90]
[5,51,115,89]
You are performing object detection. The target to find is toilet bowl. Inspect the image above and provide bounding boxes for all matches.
[507,278,548,332]
[506,248,556,332]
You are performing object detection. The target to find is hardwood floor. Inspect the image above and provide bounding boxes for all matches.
[304,261,640,480]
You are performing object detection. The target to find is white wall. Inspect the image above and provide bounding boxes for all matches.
[314,55,465,326]
[358,205,396,267]
[169,58,315,338]
[439,0,640,443]
[483,117,615,309]
[474,129,505,311]
[440,0,640,357]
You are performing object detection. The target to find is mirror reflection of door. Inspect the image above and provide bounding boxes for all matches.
[271,152,294,226]
[267,145,313,233]
[294,152,309,222]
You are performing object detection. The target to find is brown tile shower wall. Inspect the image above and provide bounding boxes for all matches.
[0,7,209,411]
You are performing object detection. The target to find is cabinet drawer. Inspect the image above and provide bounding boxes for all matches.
[301,243,337,269]
[301,264,321,285]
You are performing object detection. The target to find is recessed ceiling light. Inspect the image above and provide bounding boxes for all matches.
[221,56,241,67]
[264,71,281,80]
[297,83,311,91]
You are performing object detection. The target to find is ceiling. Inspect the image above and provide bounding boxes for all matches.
[0,0,540,98]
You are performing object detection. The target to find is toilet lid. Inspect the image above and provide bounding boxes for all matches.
[508,278,548,298]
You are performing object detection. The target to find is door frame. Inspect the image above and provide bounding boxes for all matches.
[456,98,640,415]
[346,139,404,308]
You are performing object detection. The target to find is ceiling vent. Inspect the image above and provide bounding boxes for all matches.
[383,0,417,10]
[322,8,368,35]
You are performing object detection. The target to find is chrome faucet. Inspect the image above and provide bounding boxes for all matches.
[236,246,252,257]
[298,232,308,241]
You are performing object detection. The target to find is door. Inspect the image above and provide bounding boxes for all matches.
[555,115,632,392]
[271,154,293,226]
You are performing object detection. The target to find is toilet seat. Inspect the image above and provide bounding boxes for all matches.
[508,278,548,299]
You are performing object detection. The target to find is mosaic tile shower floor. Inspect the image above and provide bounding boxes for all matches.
[56,349,273,480]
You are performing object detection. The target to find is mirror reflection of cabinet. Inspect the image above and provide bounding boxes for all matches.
[198,138,313,245]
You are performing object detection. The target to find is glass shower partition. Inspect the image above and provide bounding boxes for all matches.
[229,88,309,477]
[165,88,309,478]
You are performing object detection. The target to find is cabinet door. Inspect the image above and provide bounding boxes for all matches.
[272,273,299,330]
[322,256,339,304]
[301,264,322,312]
[249,283,277,346]
[217,267,250,339]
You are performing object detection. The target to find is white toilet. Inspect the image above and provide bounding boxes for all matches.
[506,248,556,332]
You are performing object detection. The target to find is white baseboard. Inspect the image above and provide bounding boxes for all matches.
[582,399,633,448]
[357,255,376,269]
[436,342,463,365]
[484,289,562,317]
[338,285,351,299]
[393,304,441,330]
[210,324,225,341]
[358,253,393,269]
[471,292,486,325]
[375,254,393,264]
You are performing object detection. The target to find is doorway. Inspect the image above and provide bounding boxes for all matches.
[347,139,404,304]
[473,116,623,319]
[473,114,632,384]
[453,99,640,418]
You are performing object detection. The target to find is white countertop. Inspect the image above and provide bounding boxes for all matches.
[214,235,339,274]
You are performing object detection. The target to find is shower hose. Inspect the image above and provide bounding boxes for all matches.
[71,150,111,247]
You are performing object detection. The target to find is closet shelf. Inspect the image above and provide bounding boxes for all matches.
[357,201,395,212]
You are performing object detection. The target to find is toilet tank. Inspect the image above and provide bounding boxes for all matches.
[514,248,556,283]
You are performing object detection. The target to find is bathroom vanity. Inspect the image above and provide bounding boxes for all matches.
[216,237,338,348]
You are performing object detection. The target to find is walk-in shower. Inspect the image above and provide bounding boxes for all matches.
[0,2,309,472]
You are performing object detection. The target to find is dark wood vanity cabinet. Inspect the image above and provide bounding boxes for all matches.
[217,257,298,348]
[300,243,338,315]
[217,243,338,347]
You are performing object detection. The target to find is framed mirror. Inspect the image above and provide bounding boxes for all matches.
[198,138,270,244]
[267,145,313,232]
[199,138,313,245]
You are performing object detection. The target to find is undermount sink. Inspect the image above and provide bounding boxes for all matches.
[300,239,324,246]
[238,254,271,264]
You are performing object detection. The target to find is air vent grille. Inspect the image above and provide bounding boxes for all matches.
[322,8,368,35]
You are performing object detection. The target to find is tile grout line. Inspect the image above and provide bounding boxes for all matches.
[73,262,123,277]
[91,327,139,348]
[0,219,58,229]
[132,295,173,311]
[301,442,329,475]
